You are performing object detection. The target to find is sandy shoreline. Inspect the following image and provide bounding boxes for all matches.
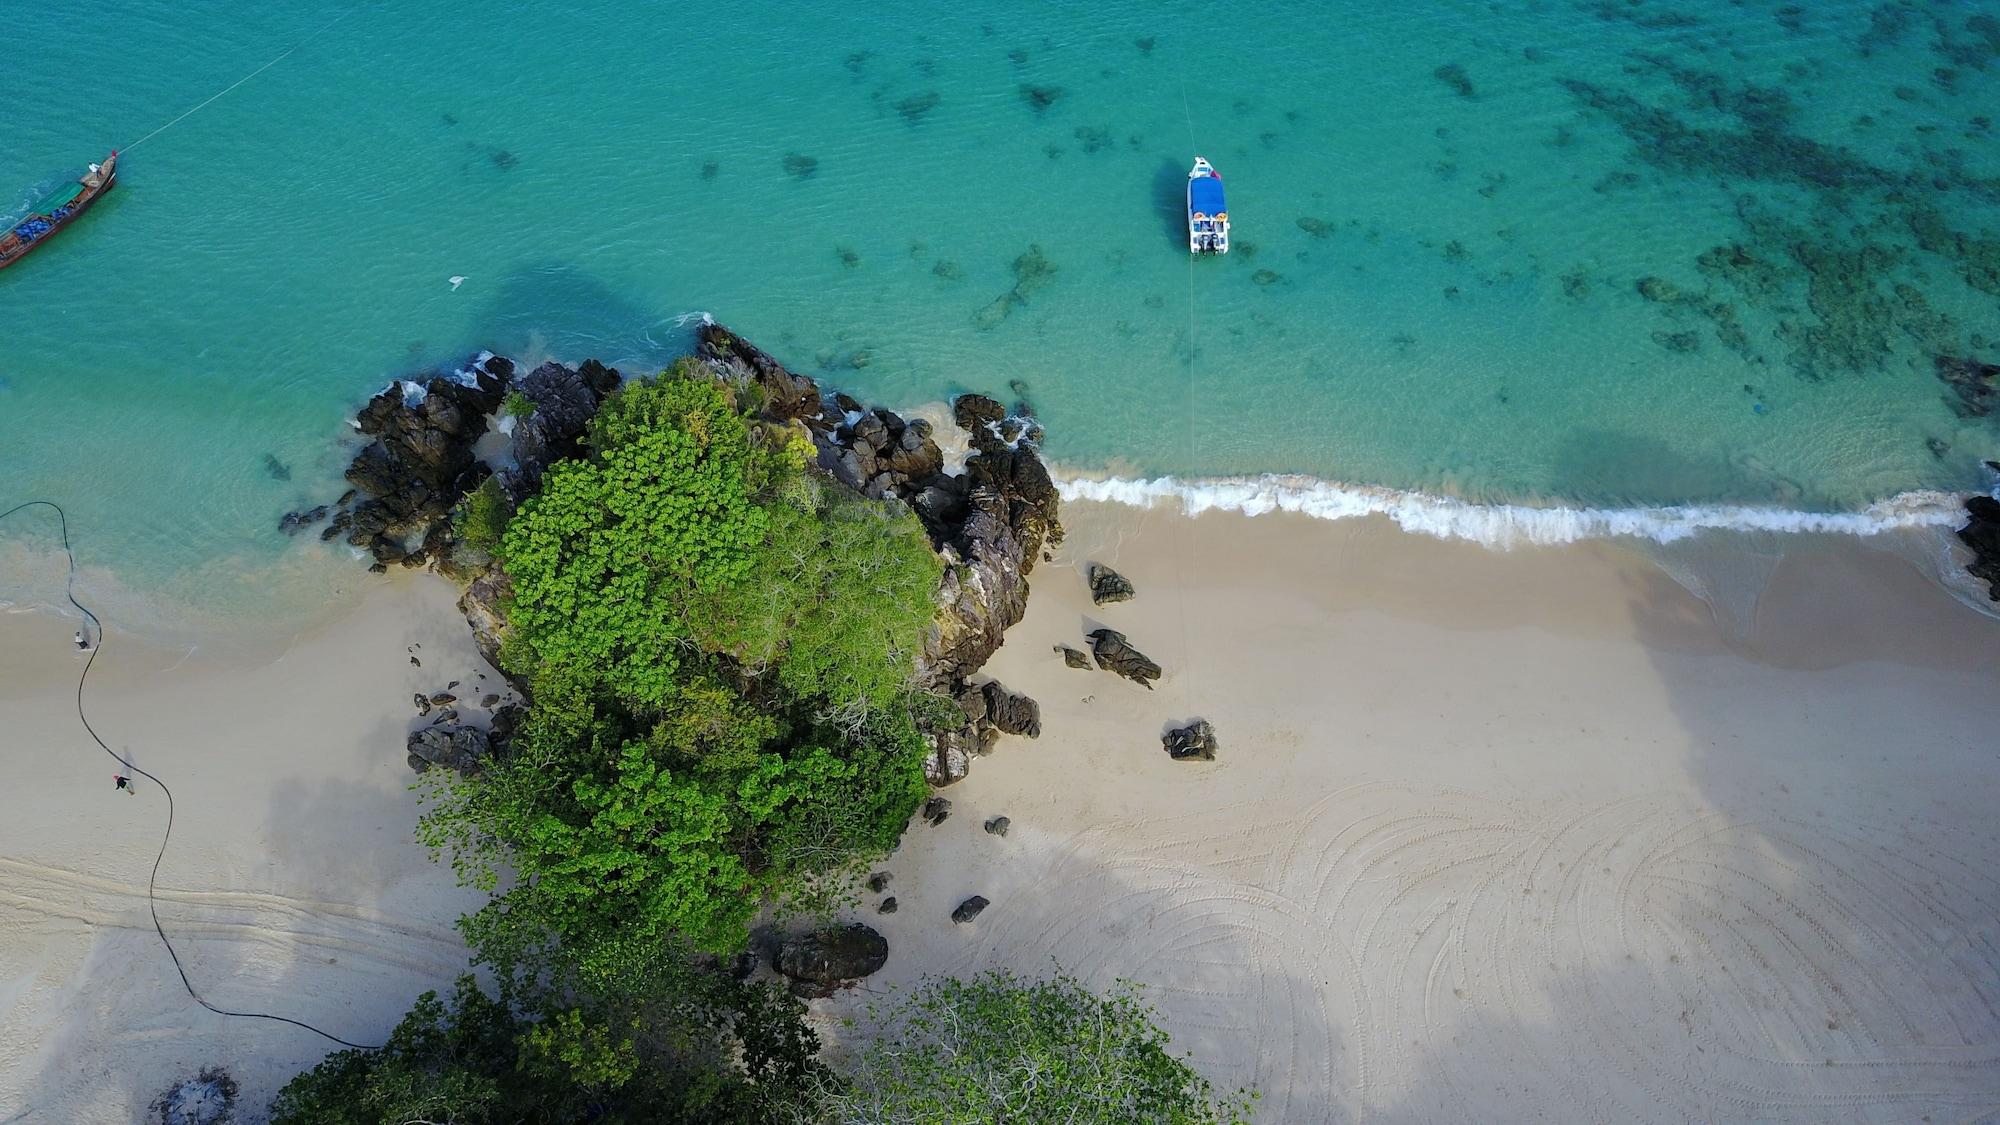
[824,502,2000,1122]
[0,574,497,1122]
[3,504,1998,1121]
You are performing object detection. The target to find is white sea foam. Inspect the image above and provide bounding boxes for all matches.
[1054,472,1976,548]
[398,380,428,406]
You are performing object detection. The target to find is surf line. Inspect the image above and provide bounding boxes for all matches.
[123,10,355,152]
[0,501,383,1051]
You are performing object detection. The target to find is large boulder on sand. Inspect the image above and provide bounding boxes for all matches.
[1163,719,1218,761]
[982,680,1041,737]
[775,923,889,997]
[406,724,491,773]
[1087,563,1135,605]
[1087,628,1162,689]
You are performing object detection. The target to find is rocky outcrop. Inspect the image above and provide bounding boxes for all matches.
[1087,563,1135,605]
[1088,628,1162,689]
[692,321,1059,787]
[1957,491,2000,599]
[774,923,889,998]
[308,354,516,577]
[1163,719,1218,762]
[502,359,620,500]
[407,723,491,774]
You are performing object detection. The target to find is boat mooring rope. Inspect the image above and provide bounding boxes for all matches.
[0,501,382,1051]
[123,11,353,152]
[1167,74,1202,715]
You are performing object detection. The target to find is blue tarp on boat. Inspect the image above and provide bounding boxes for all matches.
[1189,175,1226,215]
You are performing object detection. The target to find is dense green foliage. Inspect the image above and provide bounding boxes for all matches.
[815,970,1257,1124]
[454,475,512,555]
[269,973,823,1124]
[421,364,941,985]
[502,389,537,419]
[273,358,1250,1124]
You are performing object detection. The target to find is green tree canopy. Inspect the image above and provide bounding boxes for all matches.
[421,363,940,984]
[815,969,1257,1124]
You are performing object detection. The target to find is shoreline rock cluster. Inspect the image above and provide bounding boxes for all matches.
[689,323,1060,785]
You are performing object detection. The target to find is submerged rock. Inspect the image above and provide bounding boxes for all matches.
[1937,355,2000,417]
[1087,563,1135,605]
[1088,628,1162,689]
[775,923,888,997]
[277,506,329,535]
[1163,719,1219,762]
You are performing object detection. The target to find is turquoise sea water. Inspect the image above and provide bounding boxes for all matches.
[4,0,1999,627]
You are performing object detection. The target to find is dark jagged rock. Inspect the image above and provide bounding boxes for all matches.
[458,570,513,683]
[951,895,989,924]
[982,681,1041,737]
[877,896,898,914]
[775,923,888,998]
[1088,628,1162,689]
[504,360,616,499]
[984,816,1010,837]
[414,693,431,716]
[406,724,490,774]
[1163,719,1218,761]
[335,354,515,576]
[1056,644,1091,669]
[955,682,989,725]
[278,506,329,535]
[920,796,951,826]
[1957,494,2000,599]
[866,871,891,894]
[1087,563,1135,605]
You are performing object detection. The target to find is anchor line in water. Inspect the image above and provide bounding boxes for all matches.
[0,501,382,1051]
[122,10,354,152]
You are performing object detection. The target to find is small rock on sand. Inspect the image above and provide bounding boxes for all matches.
[952,895,989,924]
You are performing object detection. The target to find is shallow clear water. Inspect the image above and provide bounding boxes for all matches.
[4,0,1999,625]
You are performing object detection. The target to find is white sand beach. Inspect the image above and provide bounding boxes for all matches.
[0,576,496,1122]
[3,506,1998,1122]
[828,503,2000,1123]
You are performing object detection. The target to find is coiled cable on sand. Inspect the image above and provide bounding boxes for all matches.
[0,500,381,1050]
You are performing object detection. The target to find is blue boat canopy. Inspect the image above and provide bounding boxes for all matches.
[1189,175,1226,215]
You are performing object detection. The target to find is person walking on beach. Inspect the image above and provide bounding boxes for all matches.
[113,774,134,795]
[74,629,89,651]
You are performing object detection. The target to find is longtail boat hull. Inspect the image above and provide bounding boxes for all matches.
[0,151,118,271]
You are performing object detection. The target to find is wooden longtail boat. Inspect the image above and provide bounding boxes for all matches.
[0,151,118,271]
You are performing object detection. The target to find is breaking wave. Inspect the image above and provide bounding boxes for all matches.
[1053,472,1975,548]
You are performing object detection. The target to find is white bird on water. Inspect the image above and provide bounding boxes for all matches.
[448,276,468,291]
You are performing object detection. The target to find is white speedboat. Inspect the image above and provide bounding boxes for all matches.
[1187,156,1228,254]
